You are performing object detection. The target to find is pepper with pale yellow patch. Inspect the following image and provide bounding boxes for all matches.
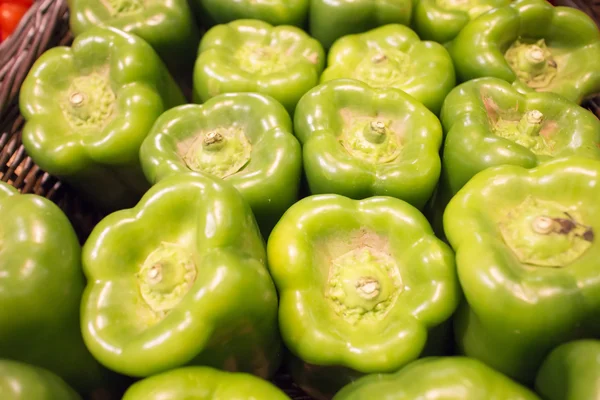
[267,194,459,399]
[444,157,600,384]
[294,79,443,209]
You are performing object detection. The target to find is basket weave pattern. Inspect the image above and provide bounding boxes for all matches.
[0,0,599,398]
[0,0,102,241]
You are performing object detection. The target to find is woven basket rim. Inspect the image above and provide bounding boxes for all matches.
[0,0,599,397]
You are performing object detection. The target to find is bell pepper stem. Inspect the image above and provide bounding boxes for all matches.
[363,121,389,144]
[516,45,548,76]
[70,92,85,107]
[531,216,555,234]
[517,110,544,137]
[137,242,197,315]
[371,54,387,64]
[203,131,226,151]
[356,277,380,299]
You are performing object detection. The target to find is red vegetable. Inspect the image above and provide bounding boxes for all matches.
[0,0,32,41]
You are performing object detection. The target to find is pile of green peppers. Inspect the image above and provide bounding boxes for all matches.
[3,0,600,398]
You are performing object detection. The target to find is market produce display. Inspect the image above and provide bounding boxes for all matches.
[81,172,281,378]
[68,0,200,71]
[333,357,541,399]
[140,92,302,236]
[320,24,455,114]
[535,340,600,400]
[448,0,600,104]
[294,79,443,209]
[193,19,325,114]
[0,182,113,395]
[445,157,600,384]
[122,366,291,400]
[267,194,459,399]
[4,0,600,398]
[0,359,81,400]
[19,26,184,211]
[195,0,308,28]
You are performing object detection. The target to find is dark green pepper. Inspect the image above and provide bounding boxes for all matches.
[535,340,600,400]
[0,359,81,400]
[0,182,112,396]
[413,0,511,44]
[309,0,412,49]
[194,0,308,27]
[68,0,200,71]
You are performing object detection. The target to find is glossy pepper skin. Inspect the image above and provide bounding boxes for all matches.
[333,357,540,400]
[535,340,600,400]
[0,182,111,395]
[444,158,600,384]
[447,0,600,104]
[81,172,281,379]
[309,0,412,50]
[193,19,325,115]
[195,0,308,27]
[140,93,301,236]
[294,79,443,210]
[413,0,510,44]
[428,77,600,237]
[19,27,185,212]
[320,25,455,114]
[122,366,291,400]
[68,0,200,72]
[268,194,459,399]
[0,359,81,400]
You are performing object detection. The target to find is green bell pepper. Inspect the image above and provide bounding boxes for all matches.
[68,0,200,71]
[333,357,540,400]
[535,340,600,400]
[447,0,600,104]
[195,0,308,27]
[81,172,281,378]
[294,79,443,209]
[193,19,325,115]
[20,27,185,212]
[267,194,459,399]
[444,157,600,384]
[140,93,302,236]
[413,0,511,44]
[320,24,455,114]
[309,0,412,50]
[428,77,600,237]
[0,182,112,395]
[122,366,290,400]
[0,359,81,400]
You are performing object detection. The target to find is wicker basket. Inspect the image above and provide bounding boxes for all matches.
[0,0,101,241]
[0,0,599,398]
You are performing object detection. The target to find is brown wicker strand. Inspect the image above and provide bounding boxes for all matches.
[0,0,70,114]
